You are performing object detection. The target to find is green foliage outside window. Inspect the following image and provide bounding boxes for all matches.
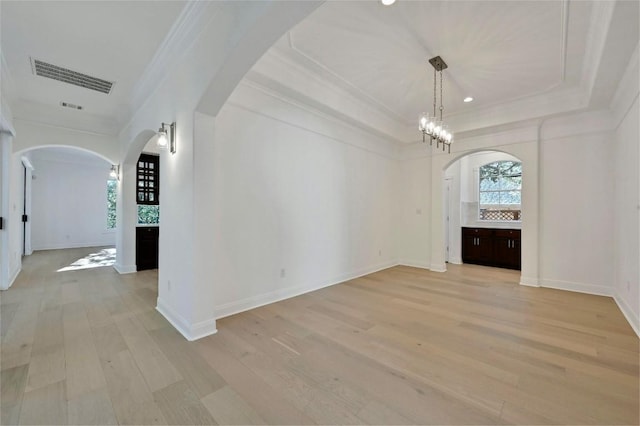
[138,205,160,225]
[107,180,117,229]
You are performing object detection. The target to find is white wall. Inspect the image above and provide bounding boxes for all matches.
[30,149,115,250]
[210,81,399,318]
[539,131,614,295]
[613,96,639,333]
[612,45,639,335]
[397,149,432,268]
[7,152,27,286]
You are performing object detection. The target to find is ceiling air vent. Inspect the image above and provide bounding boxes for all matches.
[60,101,83,110]
[31,58,114,94]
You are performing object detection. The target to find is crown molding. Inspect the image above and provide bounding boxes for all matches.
[0,51,14,101]
[128,2,220,120]
[610,41,639,128]
[249,48,411,143]
[284,32,412,126]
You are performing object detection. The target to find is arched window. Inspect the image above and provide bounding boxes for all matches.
[479,161,521,221]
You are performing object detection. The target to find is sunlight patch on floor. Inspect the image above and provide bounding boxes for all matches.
[57,248,116,272]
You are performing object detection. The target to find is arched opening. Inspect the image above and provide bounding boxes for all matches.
[10,145,118,273]
[443,150,523,270]
[430,140,539,286]
[115,130,161,274]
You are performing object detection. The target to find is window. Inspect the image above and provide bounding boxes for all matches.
[137,153,159,205]
[479,161,521,221]
[136,153,160,225]
[107,179,117,229]
[138,205,159,225]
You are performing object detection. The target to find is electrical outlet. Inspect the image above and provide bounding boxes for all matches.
[280,268,286,278]
[416,208,422,215]
[168,280,171,291]
[379,249,382,256]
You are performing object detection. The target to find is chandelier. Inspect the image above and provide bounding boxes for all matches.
[418,56,453,153]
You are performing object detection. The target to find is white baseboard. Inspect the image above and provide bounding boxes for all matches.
[32,241,115,251]
[429,263,447,273]
[448,256,463,265]
[614,293,640,338]
[540,278,613,297]
[214,260,398,320]
[156,297,218,341]
[519,276,540,287]
[397,259,430,269]
[1,266,21,291]
[114,263,137,274]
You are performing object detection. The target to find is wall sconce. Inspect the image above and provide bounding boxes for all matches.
[157,122,176,154]
[110,164,120,180]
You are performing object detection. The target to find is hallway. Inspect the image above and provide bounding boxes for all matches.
[1,248,638,425]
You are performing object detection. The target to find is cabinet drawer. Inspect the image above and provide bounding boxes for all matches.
[462,227,493,237]
[494,229,521,238]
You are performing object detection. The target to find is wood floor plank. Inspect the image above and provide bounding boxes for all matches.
[64,333,108,400]
[0,364,29,425]
[24,343,66,392]
[149,326,227,398]
[152,380,218,425]
[67,387,118,425]
[115,316,183,392]
[201,385,265,425]
[1,302,40,371]
[99,349,167,425]
[19,380,67,425]
[195,336,316,425]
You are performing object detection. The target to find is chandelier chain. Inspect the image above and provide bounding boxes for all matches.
[439,70,444,121]
[433,67,437,117]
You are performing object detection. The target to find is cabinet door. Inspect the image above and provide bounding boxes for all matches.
[493,237,512,267]
[136,227,159,271]
[494,230,521,270]
[462,235,479,263]
[476,235,493,262]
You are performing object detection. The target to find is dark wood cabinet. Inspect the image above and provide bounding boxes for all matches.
[136,226,159,271]
[462,227,521,270]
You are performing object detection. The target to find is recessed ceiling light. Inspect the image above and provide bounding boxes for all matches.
[381,0,396,5]
[463,97,474,103]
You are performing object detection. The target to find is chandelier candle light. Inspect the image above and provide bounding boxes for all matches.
[418,56,453,153]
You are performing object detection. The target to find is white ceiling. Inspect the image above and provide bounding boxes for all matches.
[1,0,637,140]
[273,0,594,122]
[1,1,185,130]
[29,146,110,167]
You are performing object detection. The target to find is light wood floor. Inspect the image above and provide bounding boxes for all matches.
[1,247,638,425]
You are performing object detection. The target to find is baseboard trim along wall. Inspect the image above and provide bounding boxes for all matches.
[214,260,398,320]
[429,263,447,273]
[614,293,640,338]
[32,241,116,251]
[397,260,430,270]
[1,266,21,291]
[519,276,540,287]
[113,263,137,274]
[157,297,218,341]
[539,278,613,297]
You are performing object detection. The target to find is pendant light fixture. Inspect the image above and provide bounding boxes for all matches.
[418,56,453,153]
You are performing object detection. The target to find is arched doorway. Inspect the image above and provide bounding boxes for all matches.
[1,145,118,289]
[430,138,540,287]
[444,150,523,268]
